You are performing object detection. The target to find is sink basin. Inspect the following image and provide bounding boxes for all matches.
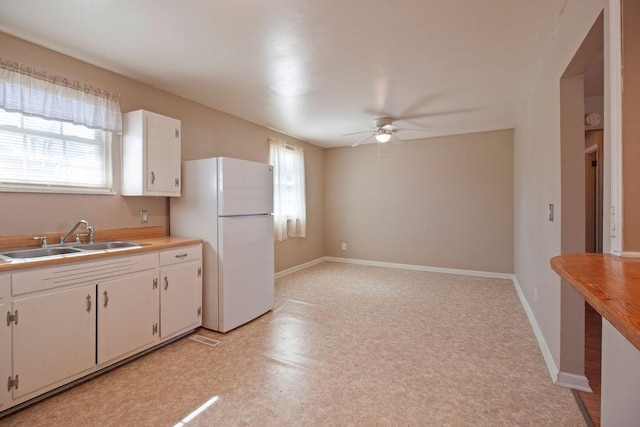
[0,241,149,262]
[73,241,145,250]
[0,247,83,259]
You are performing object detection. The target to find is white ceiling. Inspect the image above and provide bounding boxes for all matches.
[0,0,570,148]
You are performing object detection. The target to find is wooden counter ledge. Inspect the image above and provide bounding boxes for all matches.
[550,253,640,351]
[0,226,202,273]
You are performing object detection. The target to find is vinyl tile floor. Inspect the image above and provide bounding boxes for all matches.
[1,262,586,426]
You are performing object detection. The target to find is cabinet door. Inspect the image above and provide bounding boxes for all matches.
[160,261,202,339]
[146,113,181,194]
[12,285,96,399]
[97,271,159,365]
[0,276,11,410]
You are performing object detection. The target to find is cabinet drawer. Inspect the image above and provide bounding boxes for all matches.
[159,245,201,266]
[0,275,9,299]
[12,253,158,296]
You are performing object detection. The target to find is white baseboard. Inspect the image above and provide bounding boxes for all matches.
[324,256,514,280]
[620,251,640,258]
[274,257,326,279]
[512,275,560,383]
[512,276,593,391]
[556,371,593,392]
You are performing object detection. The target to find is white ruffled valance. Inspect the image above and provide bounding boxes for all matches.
[0,58,122,134]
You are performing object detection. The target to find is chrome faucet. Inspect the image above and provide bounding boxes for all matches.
[60,220,94,244]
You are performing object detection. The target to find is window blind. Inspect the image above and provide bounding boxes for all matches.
[0,108,112,193]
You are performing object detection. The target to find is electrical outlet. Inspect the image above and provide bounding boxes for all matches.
[341,242,347,250]
[534,288,538,302]
[548,204,554,222]
[140,210,149,224]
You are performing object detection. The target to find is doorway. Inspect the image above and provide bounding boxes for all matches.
[560,10,604,427]
[585,130,603,254]
[582,131,604,427]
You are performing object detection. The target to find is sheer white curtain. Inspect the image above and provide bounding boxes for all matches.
[0,58,122,134]
[269,137,306,241]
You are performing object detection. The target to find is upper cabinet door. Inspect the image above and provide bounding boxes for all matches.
[122,109,181,197]
[146,112,181,194]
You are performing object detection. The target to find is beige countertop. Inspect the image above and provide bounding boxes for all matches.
[0,227,202,273]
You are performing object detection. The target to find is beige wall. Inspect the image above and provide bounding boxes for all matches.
[0,32,324,272]
[514,0,605,372]
[324,129,514,274]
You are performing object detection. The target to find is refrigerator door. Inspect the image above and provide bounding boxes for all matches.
[218,214,274,332]
[218,157,273,216]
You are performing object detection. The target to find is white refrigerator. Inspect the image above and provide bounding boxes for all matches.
[170,157,274,332]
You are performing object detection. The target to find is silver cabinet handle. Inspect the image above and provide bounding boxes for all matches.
[164,276,169,290]
[150,171,155,184]
[175,253,188,259]
[86,294,92,313]
[103,290,109,308]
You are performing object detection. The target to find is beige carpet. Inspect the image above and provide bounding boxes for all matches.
[1,262,585,426]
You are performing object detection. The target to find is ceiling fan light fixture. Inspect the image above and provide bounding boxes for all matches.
[375,129,392,143]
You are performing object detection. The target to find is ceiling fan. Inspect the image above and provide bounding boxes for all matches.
[343,117,429,147]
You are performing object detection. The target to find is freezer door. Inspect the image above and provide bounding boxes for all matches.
[218,157,273,216]
[218,215,274,332]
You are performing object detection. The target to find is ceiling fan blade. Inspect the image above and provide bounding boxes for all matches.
[395,108,475,122]
[351,134,373,147]
[343,130,374,137]
[363,107,391,117]
[397,94,442,117]
[394,128,430,133]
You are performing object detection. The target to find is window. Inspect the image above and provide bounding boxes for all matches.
[269,137,306,241]
[0,108,112,193]
[0,57,121,194]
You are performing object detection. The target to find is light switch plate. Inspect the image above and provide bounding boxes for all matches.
[140,210,149,224]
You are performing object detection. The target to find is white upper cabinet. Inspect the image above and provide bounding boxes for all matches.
[122,109,181,196]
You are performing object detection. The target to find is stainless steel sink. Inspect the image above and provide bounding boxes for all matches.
[0,247,84,259]
[0,241,149,262]
[73,241,145,250]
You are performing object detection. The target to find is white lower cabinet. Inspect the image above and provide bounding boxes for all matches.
[97,271,159,365]
[0,275,11,411]
[159,245,202,339]
[160,261,202,338]
[1,243,202,415]
[11,285,96,399]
